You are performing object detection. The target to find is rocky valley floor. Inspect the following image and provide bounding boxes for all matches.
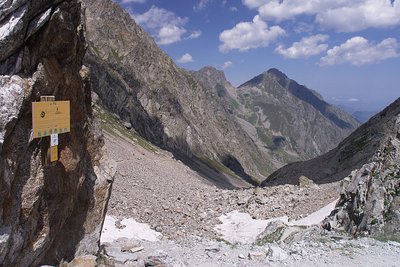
[94,116,400,267]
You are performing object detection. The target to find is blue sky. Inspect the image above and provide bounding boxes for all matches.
[117,0,400,112]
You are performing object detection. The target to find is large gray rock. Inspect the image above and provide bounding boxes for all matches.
[323,116,400,238]
[0,0,113,266]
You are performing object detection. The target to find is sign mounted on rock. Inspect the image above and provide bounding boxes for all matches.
[32,100,70,138]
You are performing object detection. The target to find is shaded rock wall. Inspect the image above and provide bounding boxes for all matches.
[0,1,114,266]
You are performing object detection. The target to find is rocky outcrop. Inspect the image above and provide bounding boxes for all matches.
[0,1,114,266]
[263,98,400,186]
[81,0,270,185]
[323,132,400,238]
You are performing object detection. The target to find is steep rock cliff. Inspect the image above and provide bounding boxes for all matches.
[323,125,400,238]
[82,0,269,185]
[0,1,114,266]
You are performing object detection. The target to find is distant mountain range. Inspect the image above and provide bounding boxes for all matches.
[82,0,360,186]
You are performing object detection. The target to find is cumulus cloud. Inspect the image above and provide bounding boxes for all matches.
[275,34,329,59]
[242,0,400,32]
[177,53,194,63]
[320,36,399,66]
[241,0,267,9]
[219,15,285,52]
[316,0,400,32]
[194,0,212,11]
[158,26,187,45]
[133,6,188,45]
[222,61,233,69]
[186,30,202,39]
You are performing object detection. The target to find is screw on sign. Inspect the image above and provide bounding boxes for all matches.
[32,100,70,138]
[32,97,70,163]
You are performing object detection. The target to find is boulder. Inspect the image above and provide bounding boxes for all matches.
[298,175,315,188]
[323,132,400,239]
[0,0,113,266]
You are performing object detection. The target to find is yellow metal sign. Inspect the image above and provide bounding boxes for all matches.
[50,146,58,162]
[32,101,70,138]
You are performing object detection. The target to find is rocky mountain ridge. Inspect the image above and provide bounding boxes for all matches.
[238,68,360,161]
[0,0,114,265]
[82,0,271,185]
[193,66,360,171]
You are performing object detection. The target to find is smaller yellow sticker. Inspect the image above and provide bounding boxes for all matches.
[50,146,58,162]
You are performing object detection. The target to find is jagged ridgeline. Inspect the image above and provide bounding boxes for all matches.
[82,0,359,186]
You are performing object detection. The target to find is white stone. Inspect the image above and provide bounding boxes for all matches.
[267,244,289,261]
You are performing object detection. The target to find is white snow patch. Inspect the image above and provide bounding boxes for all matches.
[289,199,338,226]
[101,215,161,243]
[214,211,289,244]
[214,199,338,244]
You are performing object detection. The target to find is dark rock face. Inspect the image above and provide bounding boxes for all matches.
[323,133,400,238]
[263,98,400,186]
[0,1,114,266]
[81,0,269,185]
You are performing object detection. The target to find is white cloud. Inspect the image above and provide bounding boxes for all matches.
[222,61,233,69]
[320,36,400,66]
[241,0,267,9]
[133,6,188,45]
[230,6,239,12]
[242,0,400,32]
[331,97,360,102]
[316,0,400,32]
[177,53,194,63]
[121,0,146,3]
[187,30,202,39]
[219,15,285,52]
[275,34,329,59]
[194,0,212,11]
[158,26,187,45]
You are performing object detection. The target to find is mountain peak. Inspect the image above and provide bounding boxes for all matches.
[266,68,288,80]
